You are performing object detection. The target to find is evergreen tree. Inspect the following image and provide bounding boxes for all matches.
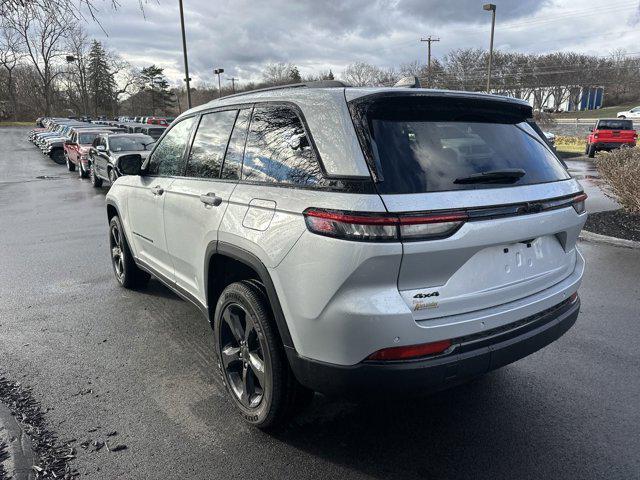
[87,40,116,116]
[139,65,174,115]
[289,66,302,83]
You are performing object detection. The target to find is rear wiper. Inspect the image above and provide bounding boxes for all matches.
[453,168,526,185]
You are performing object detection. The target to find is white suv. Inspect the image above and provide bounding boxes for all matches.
[106,82,587,428]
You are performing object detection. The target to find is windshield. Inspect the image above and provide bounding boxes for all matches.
[597,120,633,130]
[353,96,570,194]
[78,132,101,144]
[109,135,154,152]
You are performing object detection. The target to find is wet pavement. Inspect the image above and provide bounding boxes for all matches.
[564,156,619,213]
[1,127,639,479]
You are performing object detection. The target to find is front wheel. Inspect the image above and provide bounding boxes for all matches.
[214,281,311,429]
[66,154,76,171]
[618,115,626,119]
[78,161,88,178]
[108,168,118,184]
[109,216,149,289]
[587,144,596,158]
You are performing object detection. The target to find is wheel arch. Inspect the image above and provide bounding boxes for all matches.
[205,242,295,349]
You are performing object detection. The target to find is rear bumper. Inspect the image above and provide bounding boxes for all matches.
[287,297,580,398]
[593,142,636,149]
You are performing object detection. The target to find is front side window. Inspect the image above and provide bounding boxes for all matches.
[146,117,197,176]
[242,105,322,186]
[186,110,237,179]
[221,108,251,180]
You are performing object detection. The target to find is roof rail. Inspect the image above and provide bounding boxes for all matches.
[212,80,350,102]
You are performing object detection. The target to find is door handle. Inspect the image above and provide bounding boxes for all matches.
[151,185,164,196]
[200,192,222,207]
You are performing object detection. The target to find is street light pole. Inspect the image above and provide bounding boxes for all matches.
[483,3,496,93]
[214,68,224,98]
[178,0,192,109]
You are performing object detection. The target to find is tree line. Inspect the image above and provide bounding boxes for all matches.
[1,1,638,120]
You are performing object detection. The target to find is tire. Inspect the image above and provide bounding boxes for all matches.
[587,144,596,158]
[618,115,626,119]
[78,161,88,178]
[90,163,103,188]
[108,216,149,289]
[65,154,75,172]
[214,280,311,429]
[108,168,118,184]
[50,149,65,165]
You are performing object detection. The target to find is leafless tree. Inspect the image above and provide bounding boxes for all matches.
[0,20,23,119]
[5,5,69,115]
[342,62,397,87]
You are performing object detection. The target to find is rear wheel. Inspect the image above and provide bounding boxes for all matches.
[214,281,311,429]
[90,163,103,188]
[587,144,596,158]
[109,216,149,289]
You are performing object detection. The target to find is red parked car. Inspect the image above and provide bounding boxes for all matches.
[64,128,112,178]
[146,117,169,126]
[586,118,637,157]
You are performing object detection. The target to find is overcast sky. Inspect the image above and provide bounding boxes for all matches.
[85,0,640,87]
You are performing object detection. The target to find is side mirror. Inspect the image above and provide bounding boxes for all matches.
[96,145,106,152]
[118,154,143,176]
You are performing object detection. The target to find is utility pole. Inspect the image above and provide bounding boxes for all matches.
[227,77,237,94]
[214,68,224,97]
[483,3,496,93]
[178,0,192,109]
[420,35,439,88]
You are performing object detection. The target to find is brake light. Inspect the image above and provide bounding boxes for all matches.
[303,209,467,242]
[593,133,599,139]
[367,339,453,361]
[572,192,587,214]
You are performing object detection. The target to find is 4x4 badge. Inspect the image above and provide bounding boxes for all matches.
[414,291,439,299]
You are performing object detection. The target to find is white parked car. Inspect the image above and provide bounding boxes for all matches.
[105,82,586,428]
[617,106,640,118]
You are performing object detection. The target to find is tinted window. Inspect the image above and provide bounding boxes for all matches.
[597,119,633,130]
[78,132,100,144]
[147,117,196,176]
[109,135,154,152]
[355,96,569,194]
[243,105,322,185]
[221,108,251,180]
[186,110,237,179]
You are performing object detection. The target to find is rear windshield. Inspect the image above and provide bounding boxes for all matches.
[351,95,570,194]
[597,119,633,130]
[78,132,100,144]
[109,135,154,152]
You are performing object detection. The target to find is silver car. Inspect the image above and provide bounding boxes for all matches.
[106,82,587,428]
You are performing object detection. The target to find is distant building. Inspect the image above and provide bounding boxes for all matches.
[519,86,604,112]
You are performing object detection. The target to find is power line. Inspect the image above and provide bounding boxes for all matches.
[420,35,439,87]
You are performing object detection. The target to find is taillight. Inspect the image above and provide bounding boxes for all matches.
[572,192,587,214]
[594,133,599,139]
[303,209,467,242]
[367,339,453,361]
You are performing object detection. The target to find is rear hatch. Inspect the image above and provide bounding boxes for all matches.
[594,119,636,144]
[348,92,585,320]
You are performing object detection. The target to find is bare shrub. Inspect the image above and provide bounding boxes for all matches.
[595,147,640,213]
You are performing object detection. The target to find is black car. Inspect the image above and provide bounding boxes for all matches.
[139,125,166,140]
[88,133,155,187]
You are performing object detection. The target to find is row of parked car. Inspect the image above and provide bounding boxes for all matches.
[29,116,168,186]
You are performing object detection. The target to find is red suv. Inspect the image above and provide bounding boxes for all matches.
[146,117,169,126]
[586,118,637,157]
[64,129,110,177]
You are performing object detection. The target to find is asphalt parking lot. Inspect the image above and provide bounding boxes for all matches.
[1,126,639,479]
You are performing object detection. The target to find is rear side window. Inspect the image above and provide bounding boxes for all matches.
[147,117,196,176]
[221,108,251,180]
[597,119,633,130]
[242,105,322,186]
[186,110,237,179]
[352,96,570,194]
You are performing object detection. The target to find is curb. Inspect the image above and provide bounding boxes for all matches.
[579,230,640,249]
